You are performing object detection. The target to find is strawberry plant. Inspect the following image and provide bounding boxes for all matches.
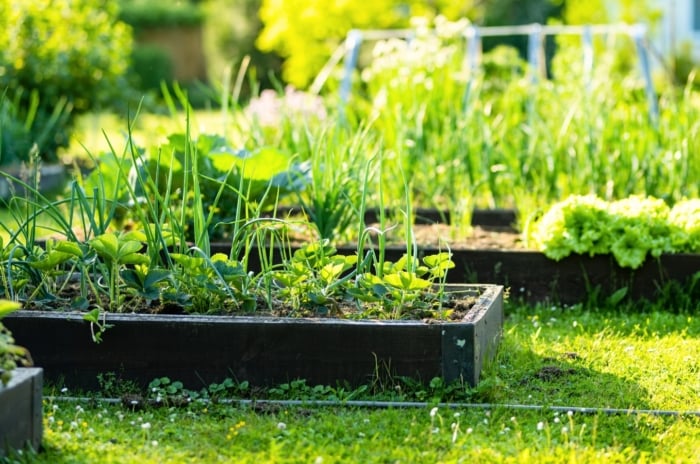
[352,252,455,319]
[89,230,150,311]
[272,240,358,316]
[169,252,256,314]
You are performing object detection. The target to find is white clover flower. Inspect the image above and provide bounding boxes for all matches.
[537,422,545,431]
[430,407,439,418]
[277,422,287,430]
[141,422,151,430]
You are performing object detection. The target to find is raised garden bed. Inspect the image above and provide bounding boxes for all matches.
[369,247,700,304]
[4,285,503,391]
[212,207,700,305]
[223,245,700,304]
[0,368,43,457]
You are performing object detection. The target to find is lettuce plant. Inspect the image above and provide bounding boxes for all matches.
[533,195,700,268]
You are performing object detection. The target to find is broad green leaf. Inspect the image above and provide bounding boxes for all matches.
[121,230,147,243]
[28,251,73,270]
[211,253,229,263]
[423,252,453,268]
[384,271,431,290]
[358,273,383,288]
[70,297,89,311]
[119,254,150,266]
[144,269,173,288]
[53,240,84,258]
[83,308,101,324]
[606,287,628,306]
[0,300,21,318]
[320,262,345,283]
[90,233,119,261]
[346,287,381,303]
[120,269,143,289]
[238,147,291,181]
[117,240,144,258]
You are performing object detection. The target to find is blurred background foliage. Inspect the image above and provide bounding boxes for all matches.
[0,0,132,165]
[0,0,695,167]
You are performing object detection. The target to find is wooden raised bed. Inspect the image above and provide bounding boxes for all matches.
[4,285,504,391]
[0,368,43,457]
[214,207,699,304]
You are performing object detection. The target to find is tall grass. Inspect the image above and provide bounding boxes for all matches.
[61,23,699,244]
[341,17,700,231]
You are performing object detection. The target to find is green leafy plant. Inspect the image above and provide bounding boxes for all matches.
[169,251,256,314]
[147,376,190,406]
[0,299,30,385]
[89,230,150,311]
[531,195,700,268]
[290,124,372,242]
[0,88,71,166]
[351,252,455,319]
[270,238,457,319]
[272,239,358,316]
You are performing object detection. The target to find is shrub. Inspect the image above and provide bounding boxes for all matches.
[118,0,205,29]
[129,45,175,93]
[0,0,133,163]
[0,88,72,166]
[202,0,283,100]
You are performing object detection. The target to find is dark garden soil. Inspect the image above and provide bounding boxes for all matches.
[392,224,524,250]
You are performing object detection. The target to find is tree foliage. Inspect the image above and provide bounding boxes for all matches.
[0,0,133,162]
[256,0,484,88]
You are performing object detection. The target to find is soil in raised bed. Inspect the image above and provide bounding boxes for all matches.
[394,224,525,250]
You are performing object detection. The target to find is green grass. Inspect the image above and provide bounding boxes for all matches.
[19,401,699,463]
[4,302,699,463]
